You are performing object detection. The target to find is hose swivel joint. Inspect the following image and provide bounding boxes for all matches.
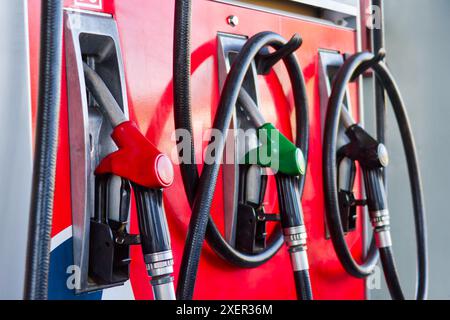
[145,250,175,278]
[147,250,176,300]
[370,209,391,229]
[283,226,307,248]
[284,227,309,272]
[370,209,393,248]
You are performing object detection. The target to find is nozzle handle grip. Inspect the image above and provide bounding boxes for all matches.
[276,174,305,229]
[362,168,388,213]
[133,185,172,261]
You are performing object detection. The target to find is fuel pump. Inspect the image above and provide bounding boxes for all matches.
[173,0,311,300]
[82,63,176,300]
[322,50,428,300]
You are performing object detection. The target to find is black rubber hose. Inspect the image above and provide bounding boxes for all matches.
[372,0,388,193]
[24,0,63,300]
[176,31,278,298]
[172,0,286,276]
[294,270,313,300]
[372,0,387,146]
[379,247,404,300]
[372,61,428,300]
[175,31,309,299]
[173,0,278,271]
[83,63,126,126]
[323,52,428,299]
[276,175,313,300]
[173,0,199,206]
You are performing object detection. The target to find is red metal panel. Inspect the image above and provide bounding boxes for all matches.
[27,0,365,300]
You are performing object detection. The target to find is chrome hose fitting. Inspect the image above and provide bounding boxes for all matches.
[283,226,307,247]
[370,209,390,229]
[284,226,309,271]
[147,250,176,300]
[370,209,393,248]
[289,247,310,272]
[146,250,175,278]
[151,275,176,300]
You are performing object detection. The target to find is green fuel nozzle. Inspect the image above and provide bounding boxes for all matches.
[244,123,306,176]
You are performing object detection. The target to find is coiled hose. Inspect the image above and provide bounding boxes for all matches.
[173,2,309,299]
[323,52,428,300]
[173,4,285,268]
[372,0,387,146]
[24,0,64,300]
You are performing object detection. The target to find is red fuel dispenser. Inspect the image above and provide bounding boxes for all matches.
[27,0,368,300]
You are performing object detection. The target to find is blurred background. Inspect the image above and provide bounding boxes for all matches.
[364,0,450,300]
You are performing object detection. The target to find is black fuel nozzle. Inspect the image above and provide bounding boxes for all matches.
[342,124,392,249]
[344,124,389,169]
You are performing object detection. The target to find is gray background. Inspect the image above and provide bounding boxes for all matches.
[0,0,33,300]
[365,0,450,300]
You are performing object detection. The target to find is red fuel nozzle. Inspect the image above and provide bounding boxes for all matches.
[95,121,174,189]
[84,63,176,299]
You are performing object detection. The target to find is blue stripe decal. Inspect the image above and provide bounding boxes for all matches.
[48,237,102,300]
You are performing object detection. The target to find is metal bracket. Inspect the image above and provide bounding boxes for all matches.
[64,10,130,293]
[217,33,264,246]
[319,50,357,238]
